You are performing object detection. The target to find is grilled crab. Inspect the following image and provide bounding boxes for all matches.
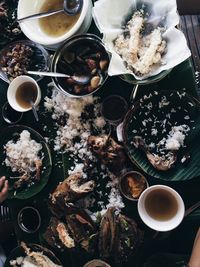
[44,209,97,254]
[65,209,97,253]
[88,135,126,174]
[99,208,142,263]
[43,217,75,250]
[50,172,95,218]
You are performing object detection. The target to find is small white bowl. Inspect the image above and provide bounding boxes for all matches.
[7,75,41,112]
[17,0,93,50]
[138,185,185,232]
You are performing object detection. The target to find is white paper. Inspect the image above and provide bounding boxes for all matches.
[93,0,191,80]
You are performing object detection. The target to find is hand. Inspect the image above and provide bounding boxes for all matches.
[0,176,8,203]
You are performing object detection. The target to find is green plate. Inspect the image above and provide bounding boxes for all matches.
[4,243,62,267]
[123,90,200,181]
[0,125,52,199]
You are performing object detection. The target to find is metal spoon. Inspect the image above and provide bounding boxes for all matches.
[17,9,64,22]
[27,71,90,85]
[17,0,83,22]
[63,0,83,15]
[30,101,39,122]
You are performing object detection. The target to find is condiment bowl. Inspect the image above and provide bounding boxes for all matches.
[17,0,93,50]
[51,34,110,97]
[83,259,111,267]
[119,171,149,201]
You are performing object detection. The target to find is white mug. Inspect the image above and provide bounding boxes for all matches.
[138,185,185,232]
[7,75,41,112]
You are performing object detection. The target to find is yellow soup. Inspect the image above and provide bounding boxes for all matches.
[39,0,80,37]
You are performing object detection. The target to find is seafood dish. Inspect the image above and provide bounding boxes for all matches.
[3,130,43,190]
[49,172,95,218]
[52,35,109,96]
[123,91,197,171]
[0,40,49,82]
[43,210,97,254]
[0,0,22,48]
[9,242,62,267]
[88,134,127,174]
[99,208,143,263]
[114,10,166,76]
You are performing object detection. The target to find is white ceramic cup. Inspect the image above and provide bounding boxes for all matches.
[7,75,41,112]
[138,185,185,232]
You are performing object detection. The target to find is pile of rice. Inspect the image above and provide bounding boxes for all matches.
[44,87,124,217]
[4,130,42,174]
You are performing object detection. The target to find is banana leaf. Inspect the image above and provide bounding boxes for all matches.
[123,90,200,181]
[0,125,52,199]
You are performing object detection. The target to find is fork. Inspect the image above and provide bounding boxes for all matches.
[0,205,12,223]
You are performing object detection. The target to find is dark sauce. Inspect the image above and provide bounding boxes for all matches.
[101,95,128,122]
[145,189,178,221]
[20,207,40,232]
[16,82,38,109]
[2,102,22,124]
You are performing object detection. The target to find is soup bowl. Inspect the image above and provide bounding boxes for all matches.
[138,185,185,232]
[17,0,93,50]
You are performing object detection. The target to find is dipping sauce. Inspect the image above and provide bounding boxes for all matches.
[39,0,80,37]
[18,206,41,233]
[101,95,128,124]
[16,82,38,109]
[145,189,178,221]
[2,102,23,124]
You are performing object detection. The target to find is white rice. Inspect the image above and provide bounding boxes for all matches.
[4,130,42,173]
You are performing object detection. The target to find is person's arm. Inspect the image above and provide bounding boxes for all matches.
[188,228,200,267]
[0,176,8,203]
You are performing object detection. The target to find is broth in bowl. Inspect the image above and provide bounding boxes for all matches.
[39,0,80,37]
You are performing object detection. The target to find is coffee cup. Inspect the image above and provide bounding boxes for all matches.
[17,206,41,234]
[7,75,41,112]
[138,185,185,232]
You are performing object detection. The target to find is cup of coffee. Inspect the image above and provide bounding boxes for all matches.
[7,75,41,112]
[138,185,185,232]
[17,206,41,234]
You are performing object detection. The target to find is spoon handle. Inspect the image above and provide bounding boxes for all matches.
[184,200,200,217]
[27,71,70,78]
[17,9,63,22]
[30,101,39,122]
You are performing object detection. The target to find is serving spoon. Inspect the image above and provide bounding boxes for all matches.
[30,101,39,122]
[27,71,90,85]
[17,0,83,22]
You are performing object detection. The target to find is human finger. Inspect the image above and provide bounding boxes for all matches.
[0,180,8,203]
[0,176,6,189]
